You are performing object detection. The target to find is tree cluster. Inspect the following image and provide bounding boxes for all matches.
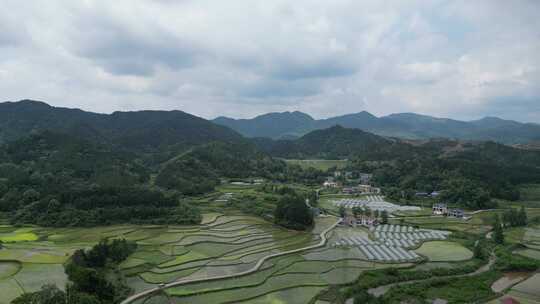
[64,239,136,303]
[13,239,137,304]
[274,193,313,230]
[501,206,528,228]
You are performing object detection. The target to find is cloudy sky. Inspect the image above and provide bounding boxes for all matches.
[1,1,539,122]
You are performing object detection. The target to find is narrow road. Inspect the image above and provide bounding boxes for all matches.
[120,217,342,304]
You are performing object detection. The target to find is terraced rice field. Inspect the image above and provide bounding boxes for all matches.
[502,273,540,303]
[0,228,78,302]
[0,213,476,303]
[127,217,418,304]
[512,225,540,261]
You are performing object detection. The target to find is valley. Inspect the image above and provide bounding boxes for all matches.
[0,100,540,304]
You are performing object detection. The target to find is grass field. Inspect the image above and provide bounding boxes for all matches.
[0,229,39,243]
[414,241,473,262]
[284,159,348,171]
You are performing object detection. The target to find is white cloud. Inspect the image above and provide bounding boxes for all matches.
[0,0,538,122]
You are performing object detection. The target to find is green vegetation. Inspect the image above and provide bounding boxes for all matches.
[274,194,313,230]
[493,214,505,244]
[0,132,203,227]
[381,270,501,304]
[414,241,473,262]
[155,141,286,195]
[12,239,137,304]
[2,101,540,303]
[0,229,38,242]
[519,184,540,202]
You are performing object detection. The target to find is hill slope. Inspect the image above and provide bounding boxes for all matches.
[255,125,413,159]
[0,100,243,151]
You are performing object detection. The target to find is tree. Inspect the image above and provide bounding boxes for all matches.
[473,240,484,259]
[66,285,100,304]
[338,205,346,218]
[352,206,360,218]
[12,284,66,304]
[274,194,313,230]
[381,210,389,224]
[440,178,493,210]
[493,214,504,245]
[518,206,527,226]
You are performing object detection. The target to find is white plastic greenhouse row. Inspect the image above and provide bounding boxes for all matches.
[372,224,416,233]
[333,200,421,212]
[383,238,417,248]
[336,195,385,203]
[374,231,447,241]
[358,244,420,262]
[334,236,377,246]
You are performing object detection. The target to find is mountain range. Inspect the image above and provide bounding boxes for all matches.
[213,111,540,144]
[0,99,242,151]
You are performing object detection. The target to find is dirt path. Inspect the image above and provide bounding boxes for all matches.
[120,217,342,304]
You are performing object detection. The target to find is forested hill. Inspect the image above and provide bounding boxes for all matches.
[253,125,420,160]
[0,100,242,151]
[213,110,540,144]
[253,125,540,205]
[155,141,287,195]
[0,100,285,227]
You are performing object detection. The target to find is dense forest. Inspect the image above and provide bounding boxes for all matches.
[0,132,202,226]
[0,116,321,226]
[1,100,540,224]
[368,141,540,207]
[255,126,540,208]
[155,141,287,194]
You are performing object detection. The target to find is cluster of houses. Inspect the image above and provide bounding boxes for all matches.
[432,203,464,218]
[323,171,381,194]
[342,185,381,194]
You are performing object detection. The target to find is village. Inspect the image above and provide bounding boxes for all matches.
[321,170,465,230]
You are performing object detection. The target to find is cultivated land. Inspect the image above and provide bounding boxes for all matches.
[284,159,348,171]
[414,241,473,262]
[1,199,540,303]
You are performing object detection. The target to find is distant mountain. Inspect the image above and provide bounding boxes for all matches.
[213,111,540,144]
[214,111,315,139]
[0,100,243,151]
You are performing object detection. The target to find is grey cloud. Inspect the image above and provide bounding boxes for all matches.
[66,7,202,76]
[240,78,321,99]
[269,58,356,80]
[0,1,538,122]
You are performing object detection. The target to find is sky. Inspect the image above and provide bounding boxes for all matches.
[1,1,539,122]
